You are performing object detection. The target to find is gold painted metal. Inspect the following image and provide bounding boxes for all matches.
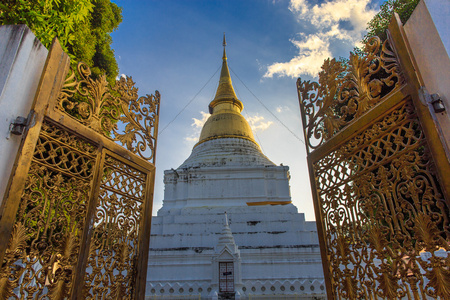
[387,13,450,203]
[57,62,160,163]
[0,120,97,299]
[82,151,148,298]
[195,37,257,148]
[297,14,450,300]
[297,33,404,152]
[210,35,241,110]
[0,38,160,299]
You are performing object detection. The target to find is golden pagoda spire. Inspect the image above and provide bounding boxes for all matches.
[194,35,257,148]
[209,33,242,114]
[222,32,227,59]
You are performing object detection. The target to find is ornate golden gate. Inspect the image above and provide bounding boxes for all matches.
[0,39,159,299]
[297,15,449,299]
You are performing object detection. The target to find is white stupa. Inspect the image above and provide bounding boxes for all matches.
[146,37,325,300]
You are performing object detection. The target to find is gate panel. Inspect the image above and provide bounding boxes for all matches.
[313,99,448,299]
[0,38,160,299]
[83,152,149,299]
[0,120,98,299]
[297,14,449,300]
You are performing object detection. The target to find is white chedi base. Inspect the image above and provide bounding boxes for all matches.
[146,138,325,299]
[160,138,292,212]
[146,205,325,299]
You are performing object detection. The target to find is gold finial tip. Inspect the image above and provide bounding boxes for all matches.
[222,33,227,60]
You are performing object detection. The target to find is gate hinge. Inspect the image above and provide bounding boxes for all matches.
[430,93,445,113]
[419,88,447,113]
[10,116,28,135]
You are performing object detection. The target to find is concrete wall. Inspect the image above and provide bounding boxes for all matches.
[0,25,48,205]
[162,166,291,211]
[404,0,450,107]
[404,0,450,162]
[148,205,323,299]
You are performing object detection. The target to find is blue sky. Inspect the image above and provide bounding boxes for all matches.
[110,0,383,220]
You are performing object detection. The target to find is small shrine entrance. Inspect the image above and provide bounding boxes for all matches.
[219,261,235,294]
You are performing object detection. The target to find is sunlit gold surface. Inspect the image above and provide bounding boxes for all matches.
[211,48,239,105]
[58,62,160,162]
[83,155,146,298]
[196,107,256,147]
[0,121,96,299]
[195,44,257,147]
[316,101,449,299]
[297,35,403,151]
[297,28,450,299]
[246,201,292,206]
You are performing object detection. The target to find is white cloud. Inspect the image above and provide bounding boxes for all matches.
[185,111,210,142]
[265,0,377,78]
[266,34,331,77]
[115,73,127,80]
[185,136,199,143]
[247,115,273,132]
[276,106,291,113]
[191,111,210,129]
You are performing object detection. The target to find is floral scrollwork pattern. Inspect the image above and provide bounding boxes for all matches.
[297,34,404,151]
[83,155,146,299]
[0,121,97,299]
[57,62,160,162]
[315,101,449,299]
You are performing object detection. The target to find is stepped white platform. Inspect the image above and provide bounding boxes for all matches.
[146,42,325,299]
[146,139,325,299]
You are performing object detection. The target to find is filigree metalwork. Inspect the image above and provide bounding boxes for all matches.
[297,36,403,150]
[58,62,160,162]
[0,121,96,299]
[83,155,146,299]
[1,42,156,299]
[314,101,449,299]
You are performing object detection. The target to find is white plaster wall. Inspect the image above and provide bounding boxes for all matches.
[151,206,318,245]
[0,25,48,204]
[178,138,274,169]
[147,249,324,299]
[161,165,291,211]
[146,280,326,300]
[147,204,323,299]
[147,249,323,281]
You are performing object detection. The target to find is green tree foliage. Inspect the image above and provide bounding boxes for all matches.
[363,0,419,42]
[0,0,122,82]
[338,0,420,81]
